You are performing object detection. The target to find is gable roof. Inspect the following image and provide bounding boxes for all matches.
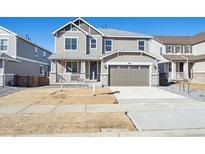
[154,31,205,45]
[0,52,19,62]
[73,17,104,36]
[0,26,17,36]
[154,36,193,45]
[0,26,52,54]
[99,50,160,60]
[52,22,88,35]
[98,28,153,38]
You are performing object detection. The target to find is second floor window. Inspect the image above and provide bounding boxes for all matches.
[138,40,145,51]
[0,38,9,51]
[35,47,38,57]
[90,38,97,49]
[166,45,172,53]
[185,45,191,53]
[66,61,78,73]
[105,40,112,52]
[65,38,77,50]
[43,51,46,61]
[160,47,163,55]
[175,45,181,53]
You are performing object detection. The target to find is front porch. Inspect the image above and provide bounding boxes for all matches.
[50,59,101,84]
[167,61,194,80]
[0,53,18,86]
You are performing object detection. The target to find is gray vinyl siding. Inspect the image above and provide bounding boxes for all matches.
[0,29,17,57]
[103,38,149,54]
[4,60,49,76]
[87,35,103,55]
[56,31,86,55]
[16,38,50,63]
[101,52,156,74]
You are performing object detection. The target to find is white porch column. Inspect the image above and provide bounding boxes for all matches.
[2,60,5,86]
[184,62,189,79]
[80,60,86,81]
[171,62,176,79]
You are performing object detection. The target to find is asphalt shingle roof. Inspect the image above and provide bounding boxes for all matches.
[155,32,205,45]
[98,28,153,38]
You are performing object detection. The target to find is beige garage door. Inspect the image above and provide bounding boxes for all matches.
[109,65,150,86]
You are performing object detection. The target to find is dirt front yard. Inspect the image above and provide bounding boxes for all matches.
[0,112,136,135]
[0,87,117,105]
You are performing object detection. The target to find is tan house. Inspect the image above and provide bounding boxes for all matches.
[154,33,205,82]
[49,17,160,86]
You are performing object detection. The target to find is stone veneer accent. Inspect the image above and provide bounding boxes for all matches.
[100,74,108,86]
[151,74,159,86]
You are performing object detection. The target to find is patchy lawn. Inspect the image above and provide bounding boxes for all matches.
[178,82,205,90]
[0,112,136,135]
[0,87,117,105]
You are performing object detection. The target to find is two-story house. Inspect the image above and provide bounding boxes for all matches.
[0,26,52,86]
[49,17,160,86]
[154,33,205,82]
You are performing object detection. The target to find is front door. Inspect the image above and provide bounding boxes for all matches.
[90,61,97,80]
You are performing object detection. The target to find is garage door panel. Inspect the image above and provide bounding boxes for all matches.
[109,65,150,86]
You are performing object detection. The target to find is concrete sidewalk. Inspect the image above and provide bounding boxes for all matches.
[1,100,205,114]
[2,128,205,137]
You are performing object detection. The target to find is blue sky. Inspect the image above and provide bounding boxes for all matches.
[1,17,205,52]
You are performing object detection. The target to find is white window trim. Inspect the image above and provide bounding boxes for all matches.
[35,47,38,57]
[166,45,172,54]
[184,45,191,54]
[138,40,145,51]
[65,61,78,73]
[175,45,181,54]
[43,51,46,61]
[0,38,9,52]
[104,39,113,52]
[64,36,78,51]
[39,65,44,76]
[90,37,97,49]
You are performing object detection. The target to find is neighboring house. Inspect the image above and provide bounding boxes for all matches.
[0,26,52,86]
[154,33,205,82]
[49,17,161,86]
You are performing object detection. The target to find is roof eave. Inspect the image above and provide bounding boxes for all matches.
[104,35,153,39]
[0,26,17,36]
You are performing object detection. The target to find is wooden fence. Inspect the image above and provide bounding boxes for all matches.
[14,75,49,87]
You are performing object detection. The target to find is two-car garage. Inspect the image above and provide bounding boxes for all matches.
[100,51,159,87]
[109,65,150,86]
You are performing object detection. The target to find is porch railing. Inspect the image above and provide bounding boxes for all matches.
[176,72,184,79]
[86,73,100,80]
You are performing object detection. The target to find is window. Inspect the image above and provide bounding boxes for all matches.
[166,45,172,53]
[0,38,8,51]
[90,38,97,49]
[35,47,38,57]
[65,38,78,50]
[40,65,44,76]
[175,45,181,53]
[66,62,78,73]
[185,45,191,53]
[160,47,163,55]
[105,40,112,51]
[138,40,145,51]
[43,51,46,61]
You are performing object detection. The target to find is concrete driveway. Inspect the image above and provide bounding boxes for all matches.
[110,86,186,104]
[110,86,205,132]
